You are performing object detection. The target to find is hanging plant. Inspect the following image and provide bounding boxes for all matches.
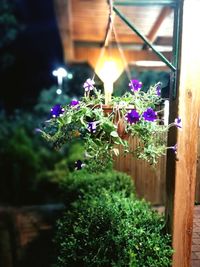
[40,78,180,172]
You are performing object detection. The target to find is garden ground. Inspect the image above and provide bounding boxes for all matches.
[192,205,200,267]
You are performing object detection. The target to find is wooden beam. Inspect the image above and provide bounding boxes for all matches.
[155,36,173,46]
[74,47,172,70]
[166,0,200,266]
[54,0,74,61]
[147,7,172,43]
[72,32,144,44]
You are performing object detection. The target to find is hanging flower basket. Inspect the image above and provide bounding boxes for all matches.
[99,104,135,139]
[40,78,181,172]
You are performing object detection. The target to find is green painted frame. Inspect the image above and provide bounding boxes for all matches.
[113,0,182,98]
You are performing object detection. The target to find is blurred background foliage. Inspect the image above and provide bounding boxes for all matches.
[0,86,82,205]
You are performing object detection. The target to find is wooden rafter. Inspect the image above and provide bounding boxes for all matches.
[73,47,172,70]
[72,32,144,44]
[147,7,172,44]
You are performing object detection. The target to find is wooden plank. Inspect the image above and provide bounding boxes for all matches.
[171,0,200,266]
[114,137,166,205]
[54,0,74,61]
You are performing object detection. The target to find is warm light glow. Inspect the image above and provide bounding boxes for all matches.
[98,60,121,84]
[97,60,123,105]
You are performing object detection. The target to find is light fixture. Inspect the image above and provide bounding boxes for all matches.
[56,89,62,95]
[164,100,169,126]
[67,73,73,79]
[97,59,123,105]
[52,67,68,95]
[134,61,166,67]
[52,67,68,86]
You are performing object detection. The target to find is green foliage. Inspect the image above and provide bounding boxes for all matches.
[60,169,135,207]
[55,191,172,267]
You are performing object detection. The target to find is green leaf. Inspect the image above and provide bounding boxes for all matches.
[80,116,87,126]
[110,131,119,137]
[66,116,72,124]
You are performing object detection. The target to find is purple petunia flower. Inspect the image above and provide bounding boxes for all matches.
[70,99,79,107]
[83,78,95,92]
[174,117,182,128]
[142,108,157,122]
[125,109,140,124]
[129,79,142,92]
[75,160,84,170]
[88,121,97,133]
[34,128,42,134]
[156,84,161,96]
[172,144,177,153]
[50,104,65,118]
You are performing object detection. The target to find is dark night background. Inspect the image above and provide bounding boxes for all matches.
[0,0,64,112]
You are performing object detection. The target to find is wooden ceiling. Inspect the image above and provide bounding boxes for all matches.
[54,0,174,69]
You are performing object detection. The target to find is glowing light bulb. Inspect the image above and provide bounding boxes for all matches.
[56,89,62,95]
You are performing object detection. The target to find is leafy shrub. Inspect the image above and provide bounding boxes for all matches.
[55,191,172,267]
[0,111,64,204]
[60,170,135,207]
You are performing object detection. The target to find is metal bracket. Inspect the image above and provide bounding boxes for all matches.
[113,0,182,99]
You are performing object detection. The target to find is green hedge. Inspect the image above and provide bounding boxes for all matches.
[60,169,135,207]
[55,191,172,267]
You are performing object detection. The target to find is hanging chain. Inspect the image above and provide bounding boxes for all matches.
[112,23,132,81]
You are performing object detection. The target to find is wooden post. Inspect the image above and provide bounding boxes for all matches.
[166,0,200,266]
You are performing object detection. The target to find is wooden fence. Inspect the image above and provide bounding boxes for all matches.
[114,133,200,205]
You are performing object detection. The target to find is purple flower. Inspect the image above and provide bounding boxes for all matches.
[142,108,157,122]
[174,117,182,128]
[75,160,84,170]
[83,78,95,92]
[129,79,142,92]
[70,99,79,106]
[34,128,42,134]
[125,109,140,124]
[172,144,177,153]
[156,84,161,96]
[50,104,65,118]
[88,121,97,133]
